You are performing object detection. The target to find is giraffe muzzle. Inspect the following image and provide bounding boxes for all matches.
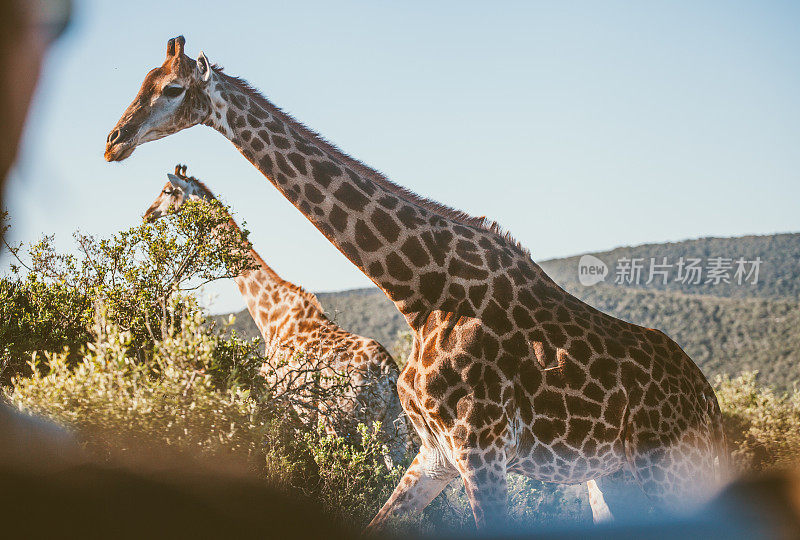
[104,125,137,162]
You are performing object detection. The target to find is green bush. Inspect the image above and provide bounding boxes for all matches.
[0,275,91,384]
[6,309,268,458]
[715,371,800,472]
[305,422,404,527]
[0,201,254,382]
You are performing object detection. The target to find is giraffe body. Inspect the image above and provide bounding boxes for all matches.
[144,165,409,465]
[108,37,728,531]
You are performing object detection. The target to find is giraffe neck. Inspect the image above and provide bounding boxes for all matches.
[193,184,324,345]
[202,71,526,326]
[233,247,321,346]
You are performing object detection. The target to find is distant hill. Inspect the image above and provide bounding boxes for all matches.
[540,232,800,300]
[216,233,800,392]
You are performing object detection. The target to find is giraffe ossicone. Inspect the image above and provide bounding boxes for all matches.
[107,36,729,532]
[144,164,410,467]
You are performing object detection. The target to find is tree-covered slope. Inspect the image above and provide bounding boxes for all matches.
[539,232,800,300]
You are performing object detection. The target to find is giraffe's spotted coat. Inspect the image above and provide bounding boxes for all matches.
[107,36,728,531]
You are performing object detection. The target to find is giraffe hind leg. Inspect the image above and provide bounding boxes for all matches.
[589,470,653,522]
[586,479,614,523]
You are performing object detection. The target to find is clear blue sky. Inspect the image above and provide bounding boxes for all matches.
[3,0,799,313]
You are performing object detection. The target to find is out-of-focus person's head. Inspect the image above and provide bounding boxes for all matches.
[0,0,72,197]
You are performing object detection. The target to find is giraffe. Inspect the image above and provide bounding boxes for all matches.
[143,163,410,466]
[105,36,728,531]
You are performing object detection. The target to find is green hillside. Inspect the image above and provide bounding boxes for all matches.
[218,233,800,391]
[540,232,800,300]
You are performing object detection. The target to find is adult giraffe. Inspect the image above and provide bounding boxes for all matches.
[144,164,409,467]
[105,36,727,531]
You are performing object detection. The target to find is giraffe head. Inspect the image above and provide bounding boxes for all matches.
[105,36,215,162]
[144,164,207,222]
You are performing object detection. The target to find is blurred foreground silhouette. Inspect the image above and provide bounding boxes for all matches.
[0,405,352,539]
[4,400,800,539]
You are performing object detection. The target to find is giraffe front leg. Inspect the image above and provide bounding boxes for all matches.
[454,447,508,531]
[364,447,456,535]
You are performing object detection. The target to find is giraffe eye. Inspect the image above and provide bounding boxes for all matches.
[163,86,185,98]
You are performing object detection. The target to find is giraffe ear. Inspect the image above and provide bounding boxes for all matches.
[167,173,187,188]
[196,51,212,83]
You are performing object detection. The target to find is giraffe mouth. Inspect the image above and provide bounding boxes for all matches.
[104,142,136,162]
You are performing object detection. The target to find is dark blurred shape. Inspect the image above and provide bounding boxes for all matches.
[707,470,800,540]
[0,407,351,539]
[28,0,74,43]
[0,401,83,470]
[0,0,72,194]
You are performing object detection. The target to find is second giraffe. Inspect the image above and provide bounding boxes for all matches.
[144,164,410,467]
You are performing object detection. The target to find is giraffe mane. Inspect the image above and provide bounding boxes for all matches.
[215,69,531,257]
[175,165,327,313]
